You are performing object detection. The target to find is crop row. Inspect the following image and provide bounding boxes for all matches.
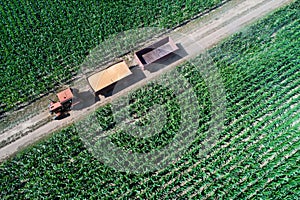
[198,106,300,199]
[162,90,300,198]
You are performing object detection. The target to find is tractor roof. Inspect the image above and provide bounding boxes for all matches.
[57,88,73,103]
[87,61,132,93]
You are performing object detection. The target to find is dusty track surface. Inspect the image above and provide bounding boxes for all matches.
[0,0,294,162]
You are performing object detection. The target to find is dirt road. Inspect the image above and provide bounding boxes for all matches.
[0,0,294,162]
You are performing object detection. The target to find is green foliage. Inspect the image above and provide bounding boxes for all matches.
[0,0,225,114]
[0,1,299,199]
[109,83,182,154]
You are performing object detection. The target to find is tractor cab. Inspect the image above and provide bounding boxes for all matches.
[49,88,73,120]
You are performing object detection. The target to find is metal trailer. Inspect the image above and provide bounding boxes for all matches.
[134,36,179,70]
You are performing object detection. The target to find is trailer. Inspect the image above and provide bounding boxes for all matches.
[87,60,132,95]
[134,36,179,70]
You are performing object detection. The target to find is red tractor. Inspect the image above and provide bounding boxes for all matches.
[48,88,73,120]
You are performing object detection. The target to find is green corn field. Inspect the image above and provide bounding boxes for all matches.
[0,0,299,199]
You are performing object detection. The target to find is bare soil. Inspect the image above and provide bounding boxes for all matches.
[0,0,294,162]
